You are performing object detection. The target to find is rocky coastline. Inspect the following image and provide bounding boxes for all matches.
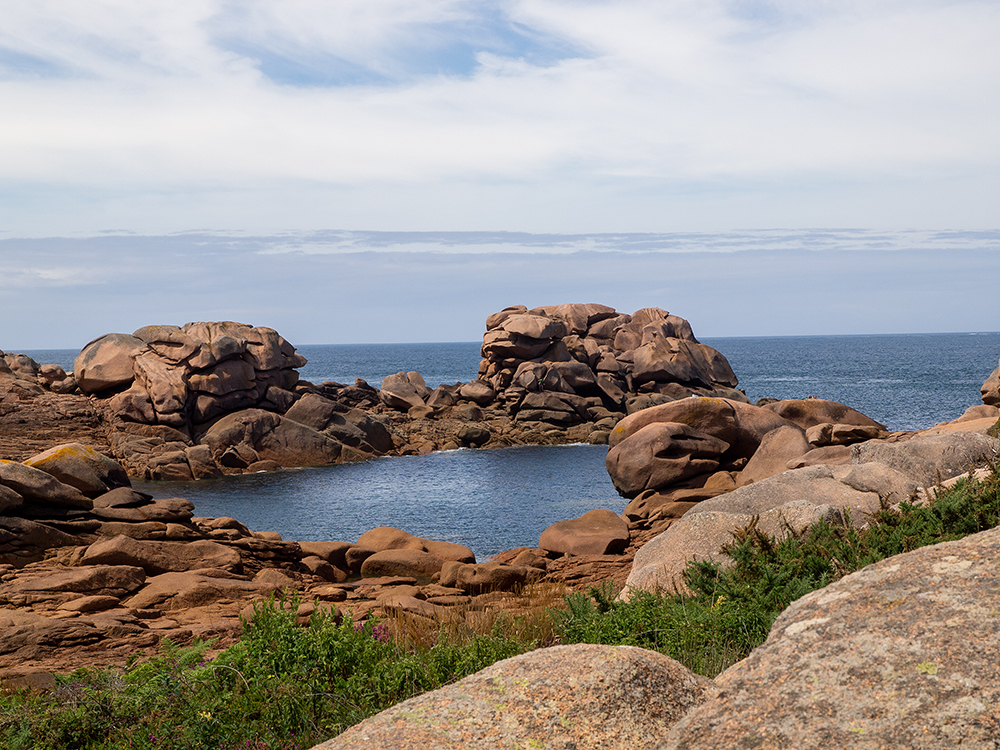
[2,304,999,746]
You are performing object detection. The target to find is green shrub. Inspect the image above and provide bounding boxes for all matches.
[0,599,533,750]
[554,466,1000,677]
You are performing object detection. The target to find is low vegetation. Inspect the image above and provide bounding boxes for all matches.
[2,466,997,750]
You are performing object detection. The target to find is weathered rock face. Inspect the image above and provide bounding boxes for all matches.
[539,508,630,556]
[852,431,1000,487]
[621,429,1000,600]
[78,322,305,424]
[659,526,1000,750]
[313,644,719,750]
[982,356,1000,406]
[471,304,746,432]
[606,398,791,499]
[65,322,415,479]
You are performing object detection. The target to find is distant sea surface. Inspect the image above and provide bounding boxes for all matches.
[24,332,999,558]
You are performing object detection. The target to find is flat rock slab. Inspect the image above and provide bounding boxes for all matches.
[659,525,1000,750]
[80,535,241,575]
[313,644,718,750]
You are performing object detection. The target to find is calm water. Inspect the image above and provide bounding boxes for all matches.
[135,445,618,559]
[22,332,1000,557]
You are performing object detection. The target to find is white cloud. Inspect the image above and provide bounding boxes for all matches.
[0,1,998,232]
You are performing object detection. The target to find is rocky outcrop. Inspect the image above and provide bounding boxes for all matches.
[313,644,718,750]
[621,427,998,597]
[0,442,584,682]
[658,525,1000,749]
[0,353,107,462]
[605,397,867,503]
[469,305,746,437]
[5,308,753,480]
[1,350,78,395]
[852,431,999,486]
[622,461,921,596]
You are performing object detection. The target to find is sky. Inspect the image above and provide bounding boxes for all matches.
[1,1,999,348]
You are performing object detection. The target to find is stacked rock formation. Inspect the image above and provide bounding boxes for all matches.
[75,322,304,425]
[70,323,398,480]
[474,304,745,432]
[606,397,893,526]
[62,308,748,479]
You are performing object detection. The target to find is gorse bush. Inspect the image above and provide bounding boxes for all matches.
[2,465,997,748]
[555,465,1000,676]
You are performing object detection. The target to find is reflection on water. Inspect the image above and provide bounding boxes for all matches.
[136,444,620,559]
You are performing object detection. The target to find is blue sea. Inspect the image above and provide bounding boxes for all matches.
[23,332,999,558]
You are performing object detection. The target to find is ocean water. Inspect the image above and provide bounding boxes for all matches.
[22,332,1000,557]
[22,333,999,430]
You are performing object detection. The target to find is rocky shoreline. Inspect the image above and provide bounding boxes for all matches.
[2,305,1000,746]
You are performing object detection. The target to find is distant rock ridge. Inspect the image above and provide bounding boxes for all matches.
[2,305,752,481]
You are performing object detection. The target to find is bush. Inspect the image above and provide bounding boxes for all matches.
[0,599,533,750]
[554,466,1000,677]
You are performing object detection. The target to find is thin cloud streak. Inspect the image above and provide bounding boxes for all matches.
[1,231,997,350]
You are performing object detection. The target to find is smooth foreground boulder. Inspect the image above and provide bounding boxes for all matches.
[313,644,718,750]
[659,525,1000,749]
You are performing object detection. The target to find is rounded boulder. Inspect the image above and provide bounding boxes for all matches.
[539,508,630,556]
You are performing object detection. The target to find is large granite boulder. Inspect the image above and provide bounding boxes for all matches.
[313,644,718,750]
[606,398,791,497]
[606,423,731,497]
[659,526,1000,749]
[982,356,1000,406]
[199,409,346,469]
[622,462,918,597]
[851,431,1000,487]
[74,333,145,393]
[609,398,789,457]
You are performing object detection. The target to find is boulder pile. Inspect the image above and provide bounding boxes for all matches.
[472,304,745,433]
